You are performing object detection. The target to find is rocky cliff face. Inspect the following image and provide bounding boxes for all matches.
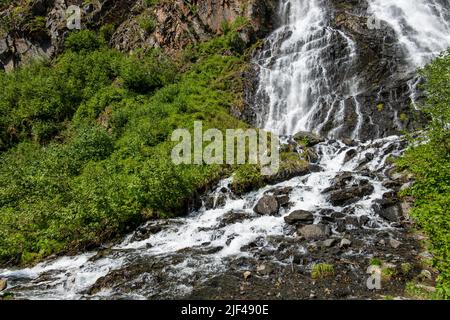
[0,0,277,70]
[329,0,425,139]
[244,0,430,141]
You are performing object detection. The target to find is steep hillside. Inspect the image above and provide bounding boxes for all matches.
[0,0,276,70]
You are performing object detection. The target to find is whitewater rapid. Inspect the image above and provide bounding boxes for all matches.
[254,0,450,137]
[0,137,404,299]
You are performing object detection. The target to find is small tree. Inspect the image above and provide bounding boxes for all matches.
[419,48,450,154]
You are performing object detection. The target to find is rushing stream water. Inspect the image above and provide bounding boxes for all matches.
[1,137,405,299]
[1,0,449,299]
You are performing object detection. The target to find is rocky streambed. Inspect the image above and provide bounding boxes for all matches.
[0,136,438,300]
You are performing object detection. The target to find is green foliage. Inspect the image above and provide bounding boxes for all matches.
[144,0,159,7]
[405,281,435,300]
[311,263,335,279]
[0,47,123,149]
[381,264,397,281]
[370,258,382,266]
[232,164,264,195]
[138,13,156,34]
[0,29,252,265]
[397,48,450,299]
[119,49,177,93]
[99,23,116,43]
[65,30,106,52]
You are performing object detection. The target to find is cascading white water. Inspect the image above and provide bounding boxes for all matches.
[254,0,360,137]
[370,0,450,68]
[254,0,450,139]
[0,136,403,299]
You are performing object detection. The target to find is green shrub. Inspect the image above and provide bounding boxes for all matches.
[119,50,177,93]
[398,48,450,299]
[139,14,157,34]
[0,29,252,266]
[311,263,335,279]
[65,30,106,52]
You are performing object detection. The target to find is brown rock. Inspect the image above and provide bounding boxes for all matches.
[297,224,331,240]
[254,195,279,215]
[284,210,314,225]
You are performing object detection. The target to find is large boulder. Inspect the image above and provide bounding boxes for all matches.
[284,210,314,225]
[328,184,375,206]
[343,148,357,163]
[254,195,279,215]
[373,202,401,222]
[297,224,331,240]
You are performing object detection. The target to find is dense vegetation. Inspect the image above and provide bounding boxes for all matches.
[397,49,450,299]
[0,26,251,265]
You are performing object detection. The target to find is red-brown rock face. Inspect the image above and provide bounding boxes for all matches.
[0,0,277,70]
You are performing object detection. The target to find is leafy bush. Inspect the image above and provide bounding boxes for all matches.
[65,30,106,52]
[311,263,335,279]
[119,50,177,93]
[232,164,264,195]
[0,28,252,265]
[397,48,450,299]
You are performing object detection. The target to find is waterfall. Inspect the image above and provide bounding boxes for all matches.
[370,0,450,68]
[253,0,359,137]
[253,0,450,139]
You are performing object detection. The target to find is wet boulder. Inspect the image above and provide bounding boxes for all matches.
[372,192,402,222]
[297,224,331,240]
[219,210,252,227]
[276,195,291,208]
[130,222,167,242]
[382,180,402,191]
[254,195,279,215]
[365,153,375,161]
[336,220,347,233]
[203,194,227,210]
[284,210,314,225]
[373,201,401,222]
[318,208,344,220]
[266,186,293,196]
[326,172,354,191]
[265,187,292,208]
[343,149,357,163]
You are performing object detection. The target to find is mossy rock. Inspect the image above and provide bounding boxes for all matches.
[293,131,325,147]
[231,152,312,195]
